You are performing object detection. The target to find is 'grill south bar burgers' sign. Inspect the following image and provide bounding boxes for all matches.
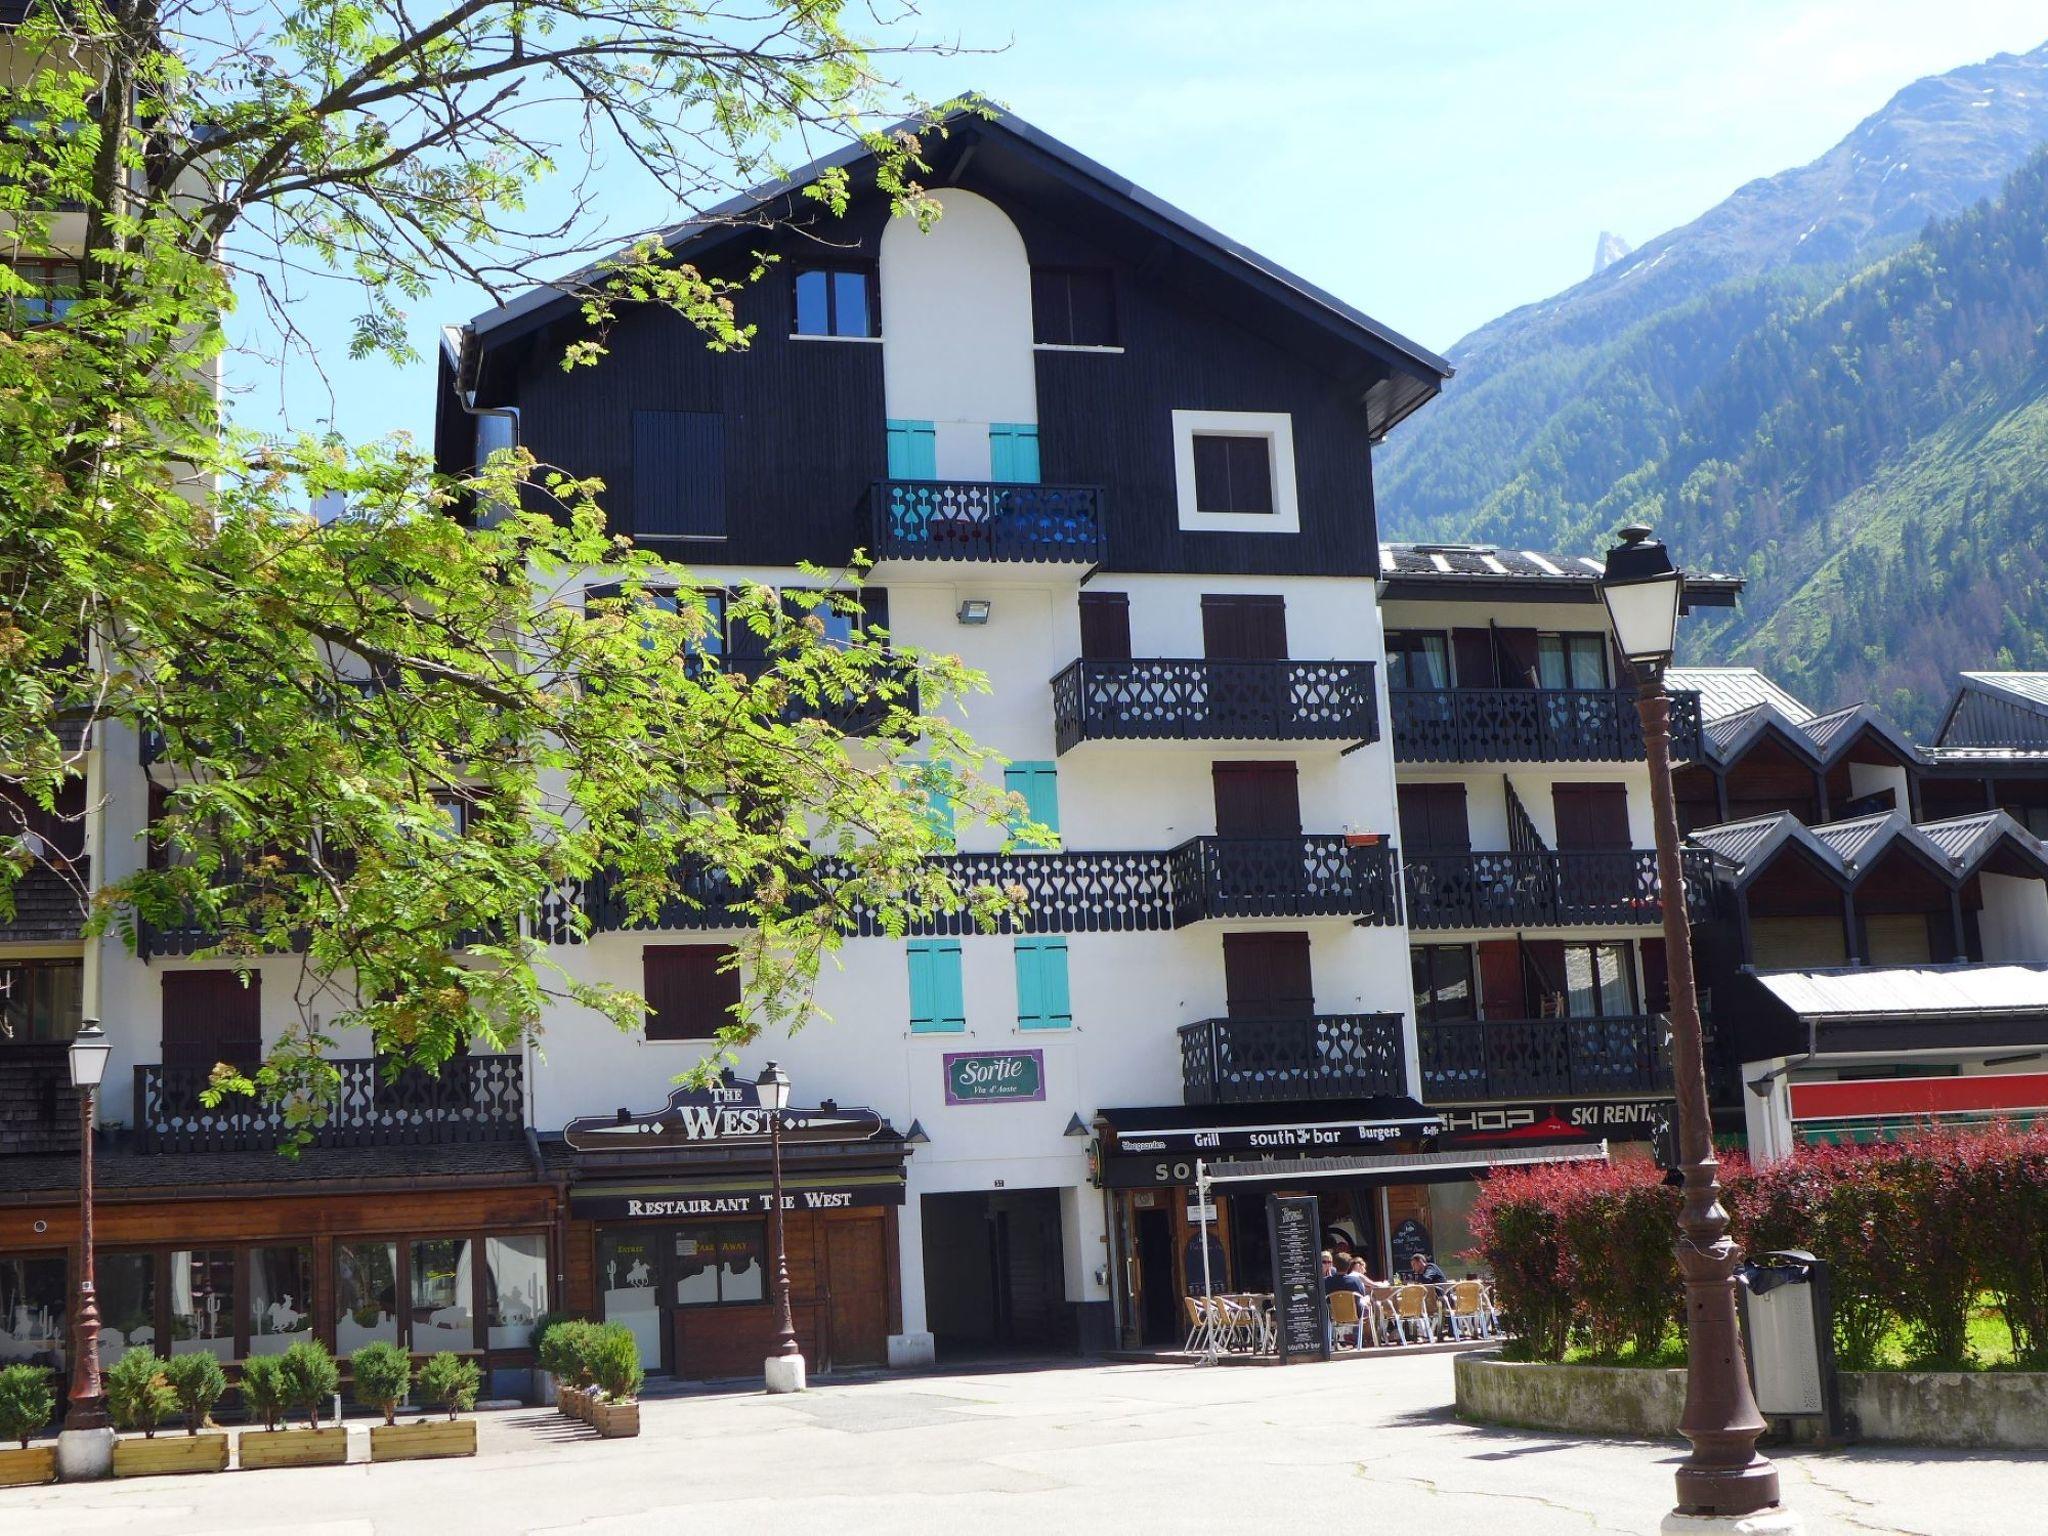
[563,1078,885,1153]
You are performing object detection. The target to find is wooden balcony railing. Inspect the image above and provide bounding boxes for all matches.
[133,1054,525,1153]
[1180,1013,1408,1106]
[865,479,1106,564]
[1403,848,1717,930]
[1389,687,1703,763]
[1417,1015,1671,1102]
[1052,658,1378,753]
[1167,836,1402,926]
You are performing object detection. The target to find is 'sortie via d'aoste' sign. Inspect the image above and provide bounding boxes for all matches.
[942,1049,1045,1106]
[563,1077,884,1153]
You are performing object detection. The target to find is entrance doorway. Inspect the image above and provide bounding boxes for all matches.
[1133,1206,1180,1347]
[921,1189,1071,1357]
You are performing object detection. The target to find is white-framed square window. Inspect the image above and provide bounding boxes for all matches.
[1171,409,1300,534]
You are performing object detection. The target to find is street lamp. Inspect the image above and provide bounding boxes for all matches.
[1600,527,1792,1531]
[756,1061,805,1394]
[56,1019,113,1481]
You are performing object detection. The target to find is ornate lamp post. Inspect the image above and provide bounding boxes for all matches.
[756,1061,805,1394]
[1600,527,1796,1533]
[56,1018,114,1481]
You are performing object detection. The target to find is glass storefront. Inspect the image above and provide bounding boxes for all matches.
[169,1249,237,1360]
[597,1228,664,1370]
[0,1254,66,1370]
[98,1251,158,1365]
[336,1242,401,1354]
[248,1245,315,1355]
[484,1235,548,1350]
[409,1238,475,1352]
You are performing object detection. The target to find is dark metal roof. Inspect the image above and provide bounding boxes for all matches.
[458,104,1453,438]
[1689,695,1919,770]
[1377,543,1744,606]
[1687,807,2048,886]
[1664,667,1814,724]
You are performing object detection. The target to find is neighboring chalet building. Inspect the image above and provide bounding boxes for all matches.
[1376,545,1737,1264]
[1676,669,2048,1160]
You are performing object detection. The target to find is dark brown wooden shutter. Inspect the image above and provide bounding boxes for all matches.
[643,944,741,1040]
[1552,783,1630,850]
[1452,629,1498,689]
[1476,940,1526,1021]
[1522,940,1568,1016]
[1495,628,1540,689]
[1200,595,1288,660]
[1639,938,1669,1016]
[1211,762,1301,838]
[1397,783,1471,854]
[1222,932,1314,1018]
[1078,592,1132,661]
[161,970,261,1072]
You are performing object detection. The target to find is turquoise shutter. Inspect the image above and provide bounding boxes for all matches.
[1003,761,1060,843]
[886,419,937,479]
[909,940,965,1033]
[989,423,1040,484]
[1015,937,1071,1030]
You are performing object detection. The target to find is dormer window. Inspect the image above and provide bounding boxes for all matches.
[793,264,878,339]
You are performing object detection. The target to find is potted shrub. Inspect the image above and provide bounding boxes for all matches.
[539,1319,597,1422]
[242,1339,346,1469]
[0,1364,56,1488]
[109,1347,220,1477]
[351,1342,412,1429]
[529,1312,571,1406]
[372,1351,483,1461]
[239,1354,287,1433]
[587,1323,644,1439]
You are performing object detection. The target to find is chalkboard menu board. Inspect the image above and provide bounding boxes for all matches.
[1267,1194,1330,1365]
[1391,1217,1434,1276]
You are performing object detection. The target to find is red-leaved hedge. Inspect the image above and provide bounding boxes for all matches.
[1467,1123,2048,1370]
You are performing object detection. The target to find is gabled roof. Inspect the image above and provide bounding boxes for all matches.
[1929,672,2048,762]
[1376,543,1744,607]
[1687,808,2048,888]
[1691,695,1919,771]
[455,104,1453,438]
[1961,672,2048,709]
[1664,667,1814,724]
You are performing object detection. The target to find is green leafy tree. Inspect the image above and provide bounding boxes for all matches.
[0,3,1025,1141]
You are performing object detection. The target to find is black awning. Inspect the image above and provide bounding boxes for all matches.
[1094,1096,1440,1188]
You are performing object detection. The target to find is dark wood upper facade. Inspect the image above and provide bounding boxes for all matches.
[440,113,1449,578]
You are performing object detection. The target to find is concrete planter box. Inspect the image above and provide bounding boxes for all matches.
[112,1432,230,1478]
[0,1445,57,1488]
[1456,1352,1688,1439]
[1456,1351,2048,1450]
[592,1398,640,1439]
[369,1418,477,1462]
[532,1369,558,1407]
[238,1425,348,1469]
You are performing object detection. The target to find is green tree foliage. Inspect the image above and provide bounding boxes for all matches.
[0,3,1024,1138]
[277,1339,341,1430]
[238,1353,287,1431]
[105,1348,178,1438]
[0,1364,55,1449]
[415,1351,482,1419]
[164,1350,228,1435]
[349,1341,412,1427]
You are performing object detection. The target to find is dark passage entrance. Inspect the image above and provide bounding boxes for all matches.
[921,1189,1071,1357]
[1134,1206,1180,1347]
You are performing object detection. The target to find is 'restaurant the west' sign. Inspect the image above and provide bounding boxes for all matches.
[563,1076,885,1153]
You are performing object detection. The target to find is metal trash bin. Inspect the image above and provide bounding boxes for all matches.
[1737,1247,1844,1443]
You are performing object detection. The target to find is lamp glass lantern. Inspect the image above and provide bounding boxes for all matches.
[1598,524,1684,671]
[68,1018,111,1090]
[756,1060,791,1113]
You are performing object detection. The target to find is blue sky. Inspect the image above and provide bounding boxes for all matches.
[232,1,2048,445]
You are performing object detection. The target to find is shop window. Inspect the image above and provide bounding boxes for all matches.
[1538,632,1610,691]
[248,1245,314,1356]
[409,1237,475,1352]
[0,1254,67,1370]
[671,1224,764,1306]
[1386,631,1449,690]
[598,1228,663,1370]
[0,956,82,1042]
[336,1241,400,1354]
[485,1235,549,1350]
[97,1252,157,1367]
[169,1249,236,1360]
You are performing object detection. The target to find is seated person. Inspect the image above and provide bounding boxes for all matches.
[1321,1251,1369,1299]
[1406,1251,1449,1287]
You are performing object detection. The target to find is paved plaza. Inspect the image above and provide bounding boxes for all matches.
[9,1352,2043,1536]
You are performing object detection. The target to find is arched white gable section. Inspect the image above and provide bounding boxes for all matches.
[879,188,1037,481]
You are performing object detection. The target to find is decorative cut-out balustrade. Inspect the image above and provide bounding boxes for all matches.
[1402,848,1717,930]
[1179,1013,1408,1106]
[865,480,1106,564]
[1417,1015,1670,1102]
[1388,687,1702,763]
[1052,658,1378,752]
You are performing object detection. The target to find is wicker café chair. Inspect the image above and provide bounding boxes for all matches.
[1182,1295,1211,1354]
[1446,1280,1490,1340]
[1327,1288,1368,1351]
[1390,1284,1435,1344]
